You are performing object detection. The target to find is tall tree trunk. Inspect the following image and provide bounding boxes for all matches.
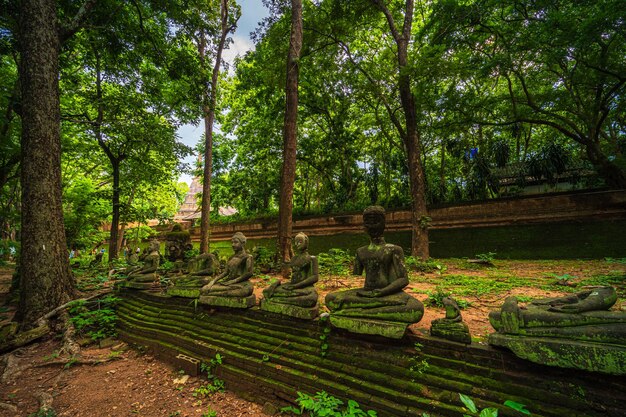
[17,0,75,325]
[93,55,123,261]
[277,0,303,275]
[586,141,626,188]
[373,0,429,259]
[199,0,234,254]
[109,160,121,260]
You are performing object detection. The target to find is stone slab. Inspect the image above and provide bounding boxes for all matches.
[259,299,319,320]
[489,332,626,375]
[122,281,155,290]
[198,294,256,309]
[329,315,409,339]
[167,287,201,298]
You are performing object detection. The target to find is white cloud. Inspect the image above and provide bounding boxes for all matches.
[223,34,254,73]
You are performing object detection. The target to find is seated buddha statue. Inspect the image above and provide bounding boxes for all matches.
[261,233,319,318]
[324,206,424,338]
[124,240,160,289]
[199,232,256,308]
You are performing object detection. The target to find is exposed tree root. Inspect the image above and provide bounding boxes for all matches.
[0,289,113,355]
[34,355,119,368]
[0,401,18,414]
[0,352,22,383]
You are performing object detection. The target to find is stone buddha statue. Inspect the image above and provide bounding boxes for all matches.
[125,240,161,289]
[261,232,319,319]
[167,251,220,298]
[490,286,624,339]
[198,232,256,308]
[325,206,424,338]
[489,286,626,374]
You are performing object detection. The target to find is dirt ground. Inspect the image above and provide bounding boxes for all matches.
[1,259,625,416]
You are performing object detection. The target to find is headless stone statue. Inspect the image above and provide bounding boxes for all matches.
[124,240,160,289]
[325,206,424,338]
[168,252,220,298]
[261,233,319,319]
[489,286,626,374]
[430,297,471,344]
[198,232,256,308]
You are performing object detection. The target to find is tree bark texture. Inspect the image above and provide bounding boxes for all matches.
[17,0,75,325]
[277,0,303,273]
[200,0,232,254]
[373,0,429,259]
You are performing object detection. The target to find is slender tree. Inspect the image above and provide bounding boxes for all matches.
[371,0,429,259]
[277,0,303,272]
[200,0,239,253]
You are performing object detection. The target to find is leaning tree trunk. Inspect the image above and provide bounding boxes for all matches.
[200,0,233,254]
[277,0,303,275]
[17,0,75,326]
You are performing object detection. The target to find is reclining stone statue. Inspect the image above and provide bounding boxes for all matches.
[167,251,220,298]
[325,206,424,338]
[124,240,161,289]
[261,232,319,319]
[489,286,626,374]
[198,232,256,308]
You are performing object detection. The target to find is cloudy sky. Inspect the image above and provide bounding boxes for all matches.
[178,0,270,184]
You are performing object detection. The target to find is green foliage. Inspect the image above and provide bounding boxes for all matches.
[318,314,332,358]
[27,409,57,417]
[405,257,445,273]
[459,394,498,417]
[68,296,120,342]
[253,246,278,273]
[604,257,626,264]
[425,287,470,309]
[475,252,496,263]
[282,391,377,417]
[459,394,531,417]
[317,249,352,276]
[195,353,225,398]
[201,408,217,417]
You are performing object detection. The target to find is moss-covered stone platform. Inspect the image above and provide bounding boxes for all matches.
[117,290,626,417]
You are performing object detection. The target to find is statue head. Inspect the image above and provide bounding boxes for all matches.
[294,232,309,251]
[231,232,247,251]
[363,205,386,238]
[149,240,160,252]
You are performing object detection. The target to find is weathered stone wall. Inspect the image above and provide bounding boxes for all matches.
[171,190,626,241]
[117,290,626,417]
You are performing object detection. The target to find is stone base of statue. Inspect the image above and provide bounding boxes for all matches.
[331,315,417,339]
[489,332,626,375]
[167,277,211,298]
[326,291,424,339]
[167,286,202,298]
[260,298,319,320]
[198,294,256,309]
[122,280,156,290]
[430,319,471,344]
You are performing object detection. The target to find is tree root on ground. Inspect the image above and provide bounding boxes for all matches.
[34,355,120,368]
[0,351,22,383]
[0,289,112,354]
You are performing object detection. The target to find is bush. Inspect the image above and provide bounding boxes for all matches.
[68,295,120,342]
[317,248,352,276]
[405,257,445,273]
[282,391,377,417]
